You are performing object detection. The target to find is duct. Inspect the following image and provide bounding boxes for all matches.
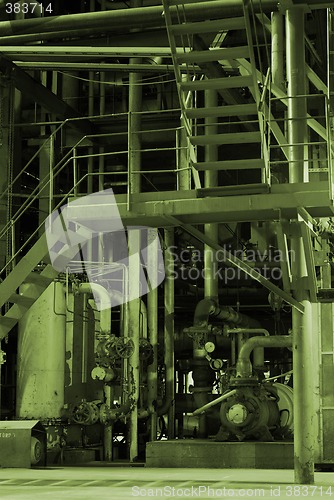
[236,335,292,378]
[193,298,260,329]
[75,283,111,334]
[0,1,329,39]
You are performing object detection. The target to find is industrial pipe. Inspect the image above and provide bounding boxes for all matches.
[226,328,269,369]
[147,229,159,440]
[194,298,259,329]
[75,282,111,334]
[236,335,292,378]
[192,389,237,416]
[75,282,113,460]
[286,5,315,484]
[164,229,175,438]
[0,1,329,40]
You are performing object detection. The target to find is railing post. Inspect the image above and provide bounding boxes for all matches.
[127,112,131,210]
[73,147,78,197]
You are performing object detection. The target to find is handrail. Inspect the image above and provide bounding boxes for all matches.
[0,112,187,275]
[267,93,331,189]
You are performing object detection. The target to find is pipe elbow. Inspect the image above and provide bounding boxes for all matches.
[193,298,217,325]
[76,282,111,334]
[236,335,292,378]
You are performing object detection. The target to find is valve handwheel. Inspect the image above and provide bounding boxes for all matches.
[115,337,135,358]
[139,338,153,360]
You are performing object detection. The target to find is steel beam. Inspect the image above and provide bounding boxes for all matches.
[65,182,334,228]
[0,56,99,140]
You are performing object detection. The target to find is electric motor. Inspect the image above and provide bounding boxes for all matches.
[218,384,280,441]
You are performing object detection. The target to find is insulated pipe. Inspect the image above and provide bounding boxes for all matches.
[286,6,315,484]
[164,229,175,439]
[75,283,111,334]
[128,0,143,196]
[192,389,237,416]
[204,90,219,303]
[236,335,292,378]
[195,95,220,437]
[194,298,259,329]
[127,229,141,462]
[0,1,329,38]
[147,229,159,441]
[271,12,285,91]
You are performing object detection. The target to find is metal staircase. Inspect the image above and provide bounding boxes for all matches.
[0,236,57,340]
[162,0,269,193]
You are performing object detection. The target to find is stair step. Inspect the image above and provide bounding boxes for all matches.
[0,316,17,330]
[190,131,262,146]
[8,293,35,308]
[170,17,246,34]
[177,46,249,64]
[25,272,55,287]
[0,232,49,309]
[186,103,258,119]
[180,75,254,92]
[194,158,265,171]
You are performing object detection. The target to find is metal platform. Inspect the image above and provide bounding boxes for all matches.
[146,440,294,469]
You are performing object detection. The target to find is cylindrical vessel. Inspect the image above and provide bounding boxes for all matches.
[16,281,66,419]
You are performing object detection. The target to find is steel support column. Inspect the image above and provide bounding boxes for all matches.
[286,6,315,484]
[164,229,175,438]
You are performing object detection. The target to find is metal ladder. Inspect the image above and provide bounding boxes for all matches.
[162,0,270,194]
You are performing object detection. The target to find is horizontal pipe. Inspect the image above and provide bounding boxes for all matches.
[194,298,259,328]
[236,335,293,378]
[0,1,329,40]
[192,389,237,416]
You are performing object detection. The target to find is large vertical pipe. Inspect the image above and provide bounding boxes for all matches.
[128,0,143,196]
[99,71,106,192]
[286,7,315,484]
[271,12,285,90]
[204,90,219,302]
[194,90,219,437]
[128,229,141,461]
[147,228,159,441]
[164,229,175,438]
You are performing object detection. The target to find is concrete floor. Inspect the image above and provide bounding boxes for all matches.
[0,466,333,499]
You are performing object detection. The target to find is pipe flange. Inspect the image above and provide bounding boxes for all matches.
[229,377,259,387]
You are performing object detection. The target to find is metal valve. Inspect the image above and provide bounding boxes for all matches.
[0,350,6,365]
